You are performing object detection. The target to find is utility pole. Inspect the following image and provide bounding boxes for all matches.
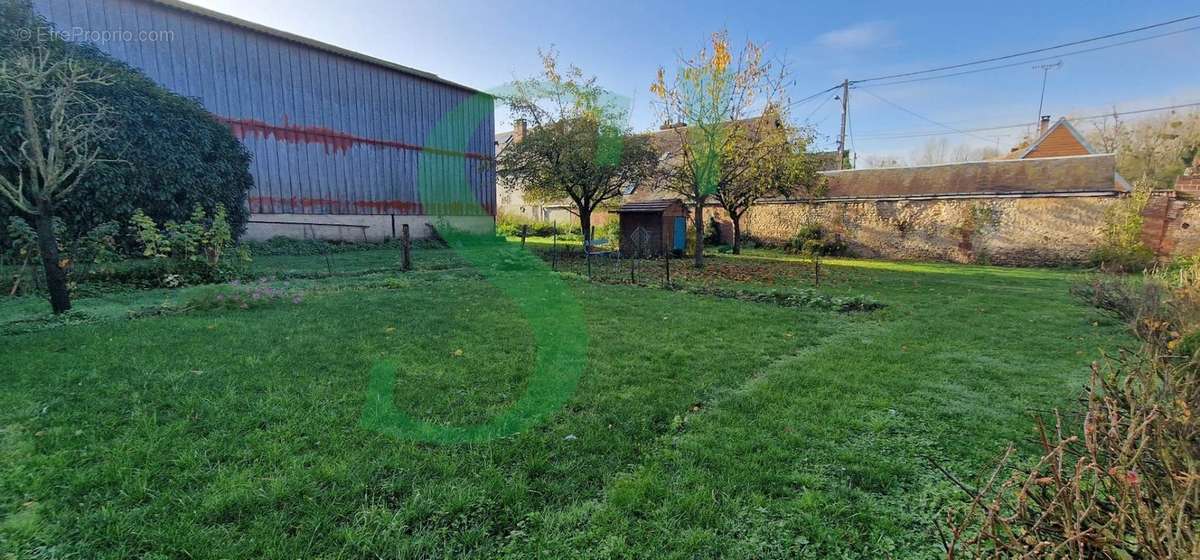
[836,79,850,170]
[1033,61,1062,124]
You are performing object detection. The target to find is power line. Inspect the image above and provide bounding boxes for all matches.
[803,93,835,122]
[847,104,857,167]
[786,83,843,109]
[858,24,1200,88]
[857,88,995,142]
[855,101,1200,140]
[853,14,1200,84]
[857,121,1038,140]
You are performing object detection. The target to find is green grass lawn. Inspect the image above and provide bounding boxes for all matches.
[0,244,1127,558]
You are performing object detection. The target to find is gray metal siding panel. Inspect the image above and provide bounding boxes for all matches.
[33,0,495,217]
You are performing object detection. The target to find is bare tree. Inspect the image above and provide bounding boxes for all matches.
[863,154,905,168]
[909,137,1001,165]
[0,48,112,313]
[1086,109,1200,189]
[650,31,787,268]
[498,50,659,244]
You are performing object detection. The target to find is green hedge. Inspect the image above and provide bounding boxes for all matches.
[496,214,583,237]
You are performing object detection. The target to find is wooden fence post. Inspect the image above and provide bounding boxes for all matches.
[401,224,412,272]
[664,249,670,287]
[551,222,558,271]
[520,224,528,248]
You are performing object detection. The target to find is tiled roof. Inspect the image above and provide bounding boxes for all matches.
[1015,118,1099,159]
[1000,118,1099,160]
[616,199,684,213]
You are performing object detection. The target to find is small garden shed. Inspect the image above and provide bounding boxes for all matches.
[614,199,687,257]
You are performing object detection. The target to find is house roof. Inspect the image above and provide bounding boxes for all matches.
[643,117,771,160]
[145,0,487,94]
[810,153,1128,200]
[1014,118,1099,159]
[495,131,514,151]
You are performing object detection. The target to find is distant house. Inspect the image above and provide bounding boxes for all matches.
[817,115,1131,199]
[494,120,598,227]
[495,121,543,219]
[624,116,792,202]
[1004,116,1106,160]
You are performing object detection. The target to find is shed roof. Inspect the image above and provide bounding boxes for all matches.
[616,199,684,213]
[145,0,487,94]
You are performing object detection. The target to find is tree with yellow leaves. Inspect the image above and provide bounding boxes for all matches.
[650,31,789,267]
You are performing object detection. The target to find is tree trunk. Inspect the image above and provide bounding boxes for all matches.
[731,213,742,255]
[692,198,705,268]
[580,209,593,246]
[34,199,71,314]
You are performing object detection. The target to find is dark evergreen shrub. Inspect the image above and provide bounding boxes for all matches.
[0,1,253,248]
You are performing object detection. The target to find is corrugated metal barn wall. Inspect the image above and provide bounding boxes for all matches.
[31,0,496,217]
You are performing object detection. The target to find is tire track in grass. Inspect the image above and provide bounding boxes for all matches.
[520,274,1119,558]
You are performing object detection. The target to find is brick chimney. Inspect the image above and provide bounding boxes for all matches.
[513,118,527,143]
[1038,115,1051,135]
[1175,154,1200,199]
[763,104,782,128]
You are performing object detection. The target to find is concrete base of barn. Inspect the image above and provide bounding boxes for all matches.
[243,214,496,242]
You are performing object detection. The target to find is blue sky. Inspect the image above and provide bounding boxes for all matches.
[190,0,1199,163]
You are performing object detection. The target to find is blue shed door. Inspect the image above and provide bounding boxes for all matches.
[673,217,686,251]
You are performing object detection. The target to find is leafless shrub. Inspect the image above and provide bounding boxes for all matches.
[943,264,1200,559]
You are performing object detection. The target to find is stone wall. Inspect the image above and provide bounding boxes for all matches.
[1171,201,1200,257]
[716,195,1199,266]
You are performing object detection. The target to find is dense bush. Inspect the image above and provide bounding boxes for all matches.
[1091,181,1156,272]
[122,205,249,287]
[4,205,251,293]
[4,216,123,295]
[945,266,1199,558]
[704,216,722,246]
[0,2,254,248]
[595,219,620,244]
[787,224,848,256]
[1091,243,1156,274]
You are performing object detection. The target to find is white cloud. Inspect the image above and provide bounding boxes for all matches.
[816,21,897,50]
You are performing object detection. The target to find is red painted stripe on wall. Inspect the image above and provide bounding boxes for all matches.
[218,115,494,161]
